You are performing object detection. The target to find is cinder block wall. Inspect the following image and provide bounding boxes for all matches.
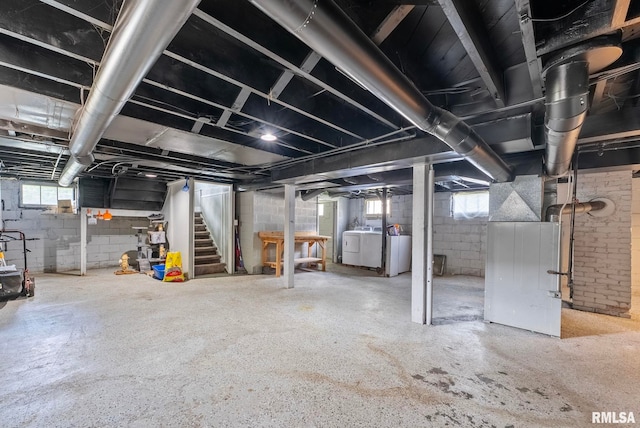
[347,192,487,276]
[1,179,150,273]
[432,192,487,277]
[572,171,632,317]
[237,190,318,274]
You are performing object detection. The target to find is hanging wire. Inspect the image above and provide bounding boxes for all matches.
[529,0,590,22]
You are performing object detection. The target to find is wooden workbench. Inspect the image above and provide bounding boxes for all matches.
[258,231,331,277]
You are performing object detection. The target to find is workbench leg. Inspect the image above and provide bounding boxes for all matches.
[275,242,282,278]
[262,242,268,267]
[320,241,326,271]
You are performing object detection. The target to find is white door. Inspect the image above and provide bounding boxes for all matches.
[485,222,562,337]
[318,201,335,261]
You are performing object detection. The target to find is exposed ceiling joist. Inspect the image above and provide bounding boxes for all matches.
[192,8,400,130]
[514,0,543,98]
[437,0,505,107]
[612,0,632,27]
[370,5,415,45]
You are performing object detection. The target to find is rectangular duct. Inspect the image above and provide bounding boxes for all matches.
[489,175,544,221]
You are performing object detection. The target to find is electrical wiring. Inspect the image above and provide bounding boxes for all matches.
[529,0,590,22]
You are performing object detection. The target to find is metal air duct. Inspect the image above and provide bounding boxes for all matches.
[58,0,201,186]
[300,189,325,201]
[248,0,512,183]
[543,61,589,178]
[545,200,606,222]
[543,35,622,178]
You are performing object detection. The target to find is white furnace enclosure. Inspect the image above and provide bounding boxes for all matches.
[485,222,562,337]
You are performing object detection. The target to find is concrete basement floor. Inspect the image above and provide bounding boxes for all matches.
[1,265,640,427]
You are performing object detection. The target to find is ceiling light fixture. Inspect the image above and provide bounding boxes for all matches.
[260,133,277,142]
[145,173,158,178]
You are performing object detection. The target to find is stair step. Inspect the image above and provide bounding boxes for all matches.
[195,224,208,232]
[194,218,204,224]
[195,254,221,263]
[195,245,218,255]
[195,231,211,238]
[195,238,213,247]
[195,263,227,275]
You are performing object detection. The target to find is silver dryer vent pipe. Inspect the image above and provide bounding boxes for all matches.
[545,200,605,222]
[58,0,201,187]
[543,61,589,178]
[249,0,512,182]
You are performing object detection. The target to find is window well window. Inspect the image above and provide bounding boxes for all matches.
[365,199,391,217]
[452,191,489,219]
[20,182,75,208]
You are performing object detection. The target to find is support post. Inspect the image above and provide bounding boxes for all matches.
[411,164,428,323]
[426,165,435,325]
[283,184,295,288]
[80,207,87,275]
[381,188,387,273]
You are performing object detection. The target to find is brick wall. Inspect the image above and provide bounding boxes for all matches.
[1,179,151,273]
[632,178,640,320]
[572,171,632,317]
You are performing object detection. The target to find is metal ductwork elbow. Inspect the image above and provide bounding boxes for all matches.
[545,200,606,222]
[300,189,325,201]
[543,61,589,178]
[57,0,201,186]
[249,0,512,183]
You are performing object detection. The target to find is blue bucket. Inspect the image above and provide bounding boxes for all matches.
[152,264,165,280]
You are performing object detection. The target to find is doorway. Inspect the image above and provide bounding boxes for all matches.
[318,201,336,262]
[194,182,234,275]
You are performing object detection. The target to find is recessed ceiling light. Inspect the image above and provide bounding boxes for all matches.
[145,173,158,178]
[260,133,277,141]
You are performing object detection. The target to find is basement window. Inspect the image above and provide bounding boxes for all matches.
[452,191,489,219]
[20,182,75,209]
[365,199,391,217]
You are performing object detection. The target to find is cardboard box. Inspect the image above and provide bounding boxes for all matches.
[57,199,73,213]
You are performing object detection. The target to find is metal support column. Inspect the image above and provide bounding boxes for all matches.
[283,184,295,289]
[411,164,427,323]
[80,207,87,276]
[426,165,435,325]
[381,188,387,273]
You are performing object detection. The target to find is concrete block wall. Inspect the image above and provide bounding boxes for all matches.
[432,192,487,277]
[572,171,632,317]
[237,190,318,274]
[1,179,150,273]
[347,192,487,276]
[86,217,148,270]
[345,195,413,233]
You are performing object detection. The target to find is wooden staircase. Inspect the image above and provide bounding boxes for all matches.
[194,212,227,276]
